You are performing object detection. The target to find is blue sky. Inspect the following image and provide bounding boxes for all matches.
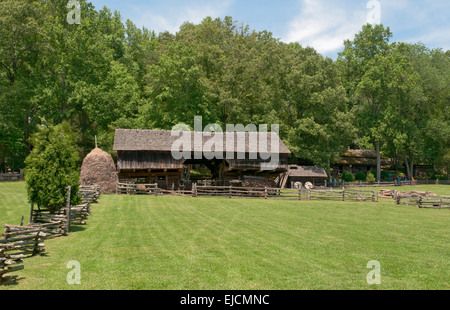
[88,0,450,59]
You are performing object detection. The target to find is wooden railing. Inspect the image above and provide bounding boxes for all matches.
[78,186,100,204]
[394,192,450,209]
[192,185,303,200]
[116,183,160,195]
[0,226,46,285]
[307,189,378,202]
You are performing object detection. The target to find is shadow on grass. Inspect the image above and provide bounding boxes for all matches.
[69,225,87,233]
[0,276,25,287]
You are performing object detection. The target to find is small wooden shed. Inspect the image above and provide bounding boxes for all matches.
[332,149,389,175]
[287,165,328,187]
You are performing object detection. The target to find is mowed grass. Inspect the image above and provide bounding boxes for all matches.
[0,182,449,290]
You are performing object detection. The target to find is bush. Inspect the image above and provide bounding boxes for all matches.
[24,122,80,213]
[355,172,366,181]
[342,171,355,182]
[381,170,390,181]
[366,172,376,184]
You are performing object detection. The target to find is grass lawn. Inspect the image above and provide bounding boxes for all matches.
[0,182,449,290]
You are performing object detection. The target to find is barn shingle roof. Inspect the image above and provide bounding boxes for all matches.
[288,165,328,178]
[113,129,291,154]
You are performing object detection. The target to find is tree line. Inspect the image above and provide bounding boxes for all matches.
[0,0,449,180]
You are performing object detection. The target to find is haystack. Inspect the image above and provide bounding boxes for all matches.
[80,148,117,194]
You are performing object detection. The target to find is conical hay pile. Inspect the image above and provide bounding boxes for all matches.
[80,147,117,194]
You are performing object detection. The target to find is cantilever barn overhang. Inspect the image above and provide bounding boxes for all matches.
[113,129,291,188]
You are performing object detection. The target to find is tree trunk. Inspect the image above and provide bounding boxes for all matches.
[376,141,381,182]
[404,151,411,180]
[327,157,331,179]
[410,154,414,180]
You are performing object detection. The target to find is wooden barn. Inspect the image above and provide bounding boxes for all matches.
[287,165,328,187]
[113,129,291,189]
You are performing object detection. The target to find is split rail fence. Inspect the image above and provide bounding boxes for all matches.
[308,189,378,202]
[394,192,450,209]
[0,226,46,285]
[193,185,302,200]
[116,182,379,202]
[1,185,99,286]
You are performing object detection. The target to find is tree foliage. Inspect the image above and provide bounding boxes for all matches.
[0,2,448,178]
[24,122,80,213]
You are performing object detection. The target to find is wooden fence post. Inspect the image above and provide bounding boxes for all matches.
[33,231,40,256]
[66,186,72,234]
[264,186,268,199]
[29,202,34,225]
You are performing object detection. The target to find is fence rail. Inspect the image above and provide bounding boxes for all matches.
[116,183,159,195]
[329,179,450,188]
[78,186,100,204]
[393,191,450,209]
[0,225,46,286]
[0,173,24,182]
[115,182,380,202]
[418,196,450,209]
[0,243,24,285]
[1,226,46,257]
[193,185,303,200]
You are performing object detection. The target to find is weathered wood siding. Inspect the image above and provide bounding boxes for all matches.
[117,151,184,170]
[227,154,289,170]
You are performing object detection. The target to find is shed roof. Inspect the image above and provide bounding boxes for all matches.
[113,129,291,154]
[288,165,328,178]
[337,149,388,166]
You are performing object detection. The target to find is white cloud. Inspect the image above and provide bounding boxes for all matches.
[131,0,235,34]
[282,0,369,54]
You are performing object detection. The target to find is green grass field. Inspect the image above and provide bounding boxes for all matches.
[0,182,449,290]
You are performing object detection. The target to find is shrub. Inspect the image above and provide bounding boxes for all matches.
[366,172,376,184]
[24,122,80,213]
[342,171,355,182]
[381,170,390,181]
[355,172,366,181]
